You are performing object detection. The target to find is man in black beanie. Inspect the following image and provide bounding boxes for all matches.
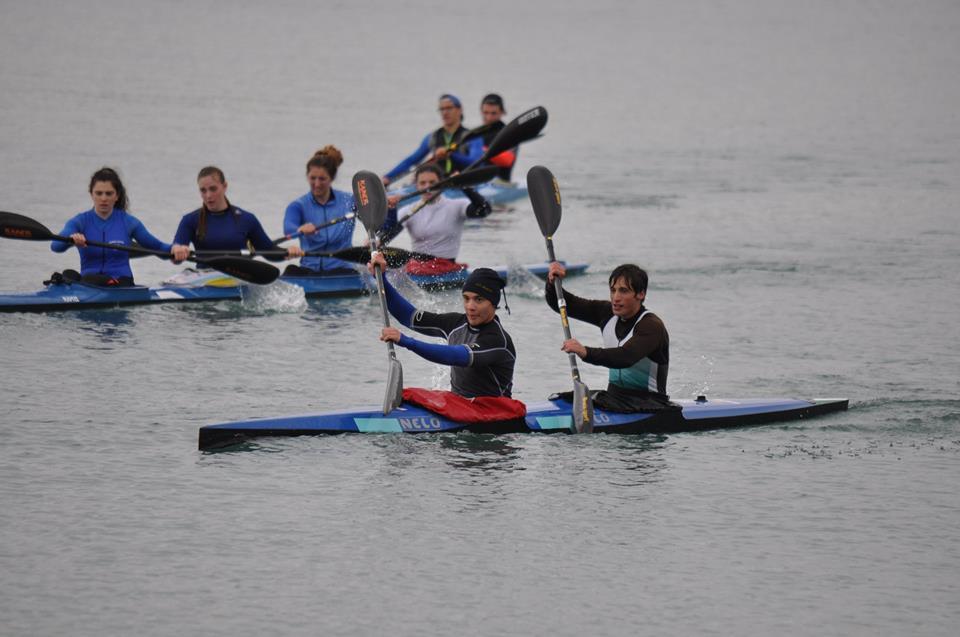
[367,253,516,398]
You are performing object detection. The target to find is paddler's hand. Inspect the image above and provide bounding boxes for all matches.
[286,246,304,258]
[70,232,87,248]
[171,244,191,263]
[387,195,401,208]
[547,261,567,283]
[433,147,450,160]
[366,251,388,274]
[380,327,402,343]
[298,223,317,235]
[560,338,587,358]
[381,175,391,186]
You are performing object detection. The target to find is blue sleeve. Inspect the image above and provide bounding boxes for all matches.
[450,137,484,170]
[385,134,431,180]
[283,199,303,236]
[173,213,196,246]
[381,274,416,326]
[245,214,283,260]
[127,215,171,252]
[397,334,471,366]
[51,215,83,253]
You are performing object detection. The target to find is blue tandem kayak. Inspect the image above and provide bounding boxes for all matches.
[197,396,849,450]
[0,261,588,312]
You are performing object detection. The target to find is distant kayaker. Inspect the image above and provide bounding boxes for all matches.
[545,262,673,411]
[381,94,483,185]
[171,166,301,263]
[282,146,357,275]
[50,167,171,286]
[380,163,490,276]
[478,93,517,181]
[368,252,516,399]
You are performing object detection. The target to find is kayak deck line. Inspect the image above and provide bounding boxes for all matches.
[197,396,850,450]
[0,262,587,313]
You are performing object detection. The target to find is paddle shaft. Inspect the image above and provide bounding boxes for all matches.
[273,212,356,244]
[545,237,587,383]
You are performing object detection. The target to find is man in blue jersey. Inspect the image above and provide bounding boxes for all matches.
[381,94,483,186]
[368,252,515,398]
[545,262,674,412]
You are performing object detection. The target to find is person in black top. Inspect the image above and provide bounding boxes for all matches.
[479,93,517,181]
[368,252,516,398]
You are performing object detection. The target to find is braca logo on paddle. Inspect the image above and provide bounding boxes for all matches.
[355,179,369,207]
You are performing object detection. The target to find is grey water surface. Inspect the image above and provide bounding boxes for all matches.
[1,1,958,635]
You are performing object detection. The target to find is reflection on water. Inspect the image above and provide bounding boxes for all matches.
[60,309,136,345]
[437,433,523,472]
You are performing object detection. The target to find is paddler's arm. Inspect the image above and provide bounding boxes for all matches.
[380,327,470,366]
[544,265,612,328]
[383,134,431,185]
[51,216,83,252]
[128,216,172,253]
[449,137,484,171]
[582,314,667,368]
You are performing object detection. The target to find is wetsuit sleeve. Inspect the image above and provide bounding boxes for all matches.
[376,204,400,244]
[283,200,303,236]
[583,314,668,368]
[462,187,491,218]
[173,214,197,246]
[466,329,516,368]
[450,138,483,170]
[544,283,613,329]
[396,334,470,366]
[51,215,83,253]
[128,216,172,253]
[385,134,431,180]
[381,275,416,326]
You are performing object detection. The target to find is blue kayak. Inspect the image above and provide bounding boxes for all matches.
[388,181,527,206]
[0,261,588,312]
[198,396,849,450]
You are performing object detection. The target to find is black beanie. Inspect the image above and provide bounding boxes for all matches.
[462,268,506,307]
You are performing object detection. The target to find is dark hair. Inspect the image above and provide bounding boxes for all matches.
[609,264,648,294]
[196,166,228,241]
[481,93,505,111]
[88,167,129,211]
[306,145,344,179]
[414,163,444,180]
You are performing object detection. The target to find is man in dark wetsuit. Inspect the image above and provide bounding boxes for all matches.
[368,253,515,398]
[478,93,517,181]
[545,262,673,411]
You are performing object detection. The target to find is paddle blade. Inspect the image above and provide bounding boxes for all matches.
[443,165,500,189]
[383,355,404,415]
[527,165,562,237]
[352,170,389,235]
[198,256,280,285]
[481,106,548,161]
[572,380,595,434]
[0,211,55,241]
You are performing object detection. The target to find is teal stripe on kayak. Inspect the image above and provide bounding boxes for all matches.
[535,415,573,431]
[354,418,404,433]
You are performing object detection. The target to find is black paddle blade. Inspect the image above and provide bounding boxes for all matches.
[572,380,595,434]
[197,256,280,285]
[383,356,404,415]
[482,106,548,160]
[352,170,389,235]
[444,165,500,189]
[527,165,562,237]
[0,211,55,241]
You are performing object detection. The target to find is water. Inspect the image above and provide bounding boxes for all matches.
[1,1,959,635]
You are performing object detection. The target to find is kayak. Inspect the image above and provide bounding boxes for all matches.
[388,180,527,206]
[0,261,588,312]
[198,396,850,450]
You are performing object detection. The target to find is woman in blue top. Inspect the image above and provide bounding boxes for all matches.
[282,146,357,276]
[50,167,171,286]
[171,166,301,264]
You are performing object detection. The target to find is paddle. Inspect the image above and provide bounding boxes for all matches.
[192,244,439,268]
[271,212,356,245]
[526,165,595,434]
[393,165,500,205]
[464,106,547,173]
[390,121,498,184]
[352,170,403,415]
[0,211,280,285]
